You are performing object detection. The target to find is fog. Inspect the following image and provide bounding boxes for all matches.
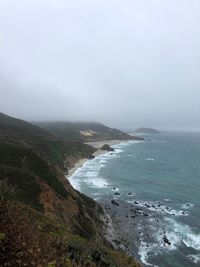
[0,0,200,131]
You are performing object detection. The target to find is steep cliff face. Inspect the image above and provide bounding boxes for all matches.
[0,142,104,241]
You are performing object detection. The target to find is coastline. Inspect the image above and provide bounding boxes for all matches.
[63,135,200,266]
[64,139,142,264]
[65,139,128,180]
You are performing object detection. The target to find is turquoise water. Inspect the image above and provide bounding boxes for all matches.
[69,132,200,267]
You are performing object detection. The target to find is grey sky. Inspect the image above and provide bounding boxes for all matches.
[0,0,200,131]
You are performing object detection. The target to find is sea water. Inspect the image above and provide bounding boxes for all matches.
[69,132,200,267]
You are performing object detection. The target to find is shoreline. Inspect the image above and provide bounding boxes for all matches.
[65,139,128,180]
[64,139,142,264]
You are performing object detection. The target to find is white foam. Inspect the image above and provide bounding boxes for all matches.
[165,218,200,251]
[112,187,119,191]
[187,254,200,264]
[137,215,200,266]
[68,140,142,192]
[68,177,81,190]
[85,171,98,177]
[138,241,160,267]
[127,200,188,216]
[153,224,181,251]
[86,177,109,188]
[181,203,195,209]
[138,241,154,266]
[183,234,200,251]
[146,158,155,161]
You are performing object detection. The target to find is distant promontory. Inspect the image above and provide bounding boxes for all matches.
[135,127,160,134]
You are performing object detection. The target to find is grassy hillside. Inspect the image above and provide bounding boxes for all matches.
[0,142,67,198]
[0,113,142,267]
[0,113,95,167]
[0,112,53,141]
[35,121,143,142]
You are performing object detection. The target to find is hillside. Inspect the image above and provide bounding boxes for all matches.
[0,112,54,141]
[35,121,143,142]
[0,113,142,267]
[0,113,96,168]
[135,127,160,134]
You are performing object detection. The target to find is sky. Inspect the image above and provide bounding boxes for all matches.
[0,0,200,131]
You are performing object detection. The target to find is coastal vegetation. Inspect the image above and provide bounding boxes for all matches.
[0,112,142,267]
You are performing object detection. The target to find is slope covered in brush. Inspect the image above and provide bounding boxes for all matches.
[0,112,142,267]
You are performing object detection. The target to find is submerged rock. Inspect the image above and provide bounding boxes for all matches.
[111,200,119,207]
[163,235,171,246]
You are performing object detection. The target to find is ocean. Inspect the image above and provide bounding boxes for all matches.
[69,132,200,267]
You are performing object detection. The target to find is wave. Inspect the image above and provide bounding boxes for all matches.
[187,254,200,264]
[138,241,154,266]
[164,217,200,251]
[127,199,189,216]
[69,140,141,191]
[85,176,109,188]
[181,203,195,209]
[126,198,198,265]
[137,216,200,266]
[68,177,81,191]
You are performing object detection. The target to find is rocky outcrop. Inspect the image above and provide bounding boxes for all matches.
[111,199,119,206]
[101,144,114,152]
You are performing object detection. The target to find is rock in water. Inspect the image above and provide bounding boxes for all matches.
[111,200,120,206]
[163,235,171,246]
[101,144,114,151]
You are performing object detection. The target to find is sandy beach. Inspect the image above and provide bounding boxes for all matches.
[65,140,127,180]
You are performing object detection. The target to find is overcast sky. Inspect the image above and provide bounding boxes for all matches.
[0,0,200,131]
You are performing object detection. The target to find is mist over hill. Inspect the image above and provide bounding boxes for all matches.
[34,121,143,142]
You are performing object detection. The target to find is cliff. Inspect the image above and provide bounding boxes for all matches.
[0,113,142,267]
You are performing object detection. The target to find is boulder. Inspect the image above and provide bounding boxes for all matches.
[111,200,119,207]
[88,154,95,159]
[163,235,171,246]
[101,144,114,152]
